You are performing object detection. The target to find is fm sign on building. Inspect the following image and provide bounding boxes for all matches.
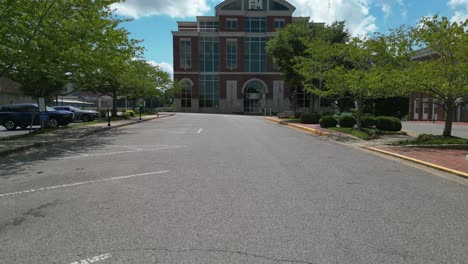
[249,0,263,9]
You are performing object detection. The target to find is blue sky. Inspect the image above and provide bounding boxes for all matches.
[113,0,468,76]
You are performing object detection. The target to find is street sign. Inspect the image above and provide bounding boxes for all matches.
[39,111,49,121]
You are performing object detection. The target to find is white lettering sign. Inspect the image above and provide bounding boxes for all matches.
[249,0,263,10]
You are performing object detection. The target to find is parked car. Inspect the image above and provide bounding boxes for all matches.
[0,104,74,130]
[52,106,99,122]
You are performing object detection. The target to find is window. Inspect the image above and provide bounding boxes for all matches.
[199,75,220,108]
[274,19,285,29]
[244,17,266,32]
[226,39,238,69]
[180,39,191,68]
[244,37,266,72]
[199,21,219,32]
[199,37,220,72]
[181,80,192,108]
[226,18,238,29]
[294,87,311,108]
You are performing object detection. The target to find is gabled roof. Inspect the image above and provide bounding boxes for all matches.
[215,0,296,15]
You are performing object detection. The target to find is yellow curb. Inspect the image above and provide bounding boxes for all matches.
[263,117,330,137]
[286,123,331,137]
[367,147,468,179]
[263,117,282,123]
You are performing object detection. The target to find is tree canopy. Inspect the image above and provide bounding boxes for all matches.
[0,0,173,115]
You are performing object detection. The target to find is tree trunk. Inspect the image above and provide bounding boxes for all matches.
[310,93,315,113]
[443,104,454,137]
[293,85,297,114]
[356,100,362,130]
[112,92,118,117]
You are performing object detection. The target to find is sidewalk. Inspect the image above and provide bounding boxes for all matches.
[0,113,175,156]
[264,116,468,178]
[368,146,468,177]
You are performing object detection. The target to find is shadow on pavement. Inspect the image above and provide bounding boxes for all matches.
[0,128,131,178]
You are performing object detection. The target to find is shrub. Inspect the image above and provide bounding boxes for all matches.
[125,110,136,117]
[375,116,402,131]
[122,111,131,119]
[361,116,375,128]
[300,112,321,124]
[339,115,356,128]
[389,117,402,131]
[320,116,337,128]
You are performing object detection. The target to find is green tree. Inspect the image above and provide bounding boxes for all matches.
[266,21,349,112]
[0,0,140,103]
[298,36,407,129]
[121,60,172,109]
[401,16,468,137]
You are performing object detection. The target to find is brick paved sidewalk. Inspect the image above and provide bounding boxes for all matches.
[373,146,468,174]
[405,121,468,126]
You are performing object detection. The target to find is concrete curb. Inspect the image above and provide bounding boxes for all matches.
[0,114,176,157]
[264,117,331,137]
[366,147,468,179]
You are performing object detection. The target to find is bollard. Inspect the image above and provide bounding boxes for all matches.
[107,109,111,127]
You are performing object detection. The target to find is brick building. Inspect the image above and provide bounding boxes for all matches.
[409,48,468,122]
[172,0,318,114]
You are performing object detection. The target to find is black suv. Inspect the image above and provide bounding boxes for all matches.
[0,104,74,130]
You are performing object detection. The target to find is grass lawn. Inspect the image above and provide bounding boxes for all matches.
[284,118,301,123]
[395,134,468,145]
[328,127,377,140]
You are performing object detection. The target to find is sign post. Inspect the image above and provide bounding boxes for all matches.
[38,98,47,129]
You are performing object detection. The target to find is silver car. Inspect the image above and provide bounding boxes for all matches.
[52,106,99,122]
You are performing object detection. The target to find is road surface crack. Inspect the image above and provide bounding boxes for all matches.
[97,247,315,264]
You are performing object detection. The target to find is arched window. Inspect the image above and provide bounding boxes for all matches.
[180,79,193,108]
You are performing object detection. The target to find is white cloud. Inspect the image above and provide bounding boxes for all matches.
[289,0,378,36]
[111,0,210,18]
[448,0,468,8]
[381,2,392,17]
[448,0,468,23]
[113,0,381,36]
[451,10,468,22]
[149,61,174,77]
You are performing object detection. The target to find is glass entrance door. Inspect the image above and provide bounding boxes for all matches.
[244,97,261,113]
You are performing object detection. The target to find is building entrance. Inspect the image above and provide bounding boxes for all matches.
[243,80,266,114]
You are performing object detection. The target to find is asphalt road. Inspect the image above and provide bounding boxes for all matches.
[0,113,467,264]
[402,122,468,138]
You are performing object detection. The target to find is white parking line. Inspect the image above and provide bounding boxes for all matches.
[59,145,186,160]
[0,171,169,198]
[197,128,203,134]
[69,253,111,264]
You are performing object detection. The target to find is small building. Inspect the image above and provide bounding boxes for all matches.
[0,77,33,106]
[408,48,467,122]
[172,0,320,114]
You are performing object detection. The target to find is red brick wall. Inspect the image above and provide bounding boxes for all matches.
[219,16,245,32]
[174,74,199,98]
[267,16,292,32]
[173,36,199,73]
[219,74,286,100]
